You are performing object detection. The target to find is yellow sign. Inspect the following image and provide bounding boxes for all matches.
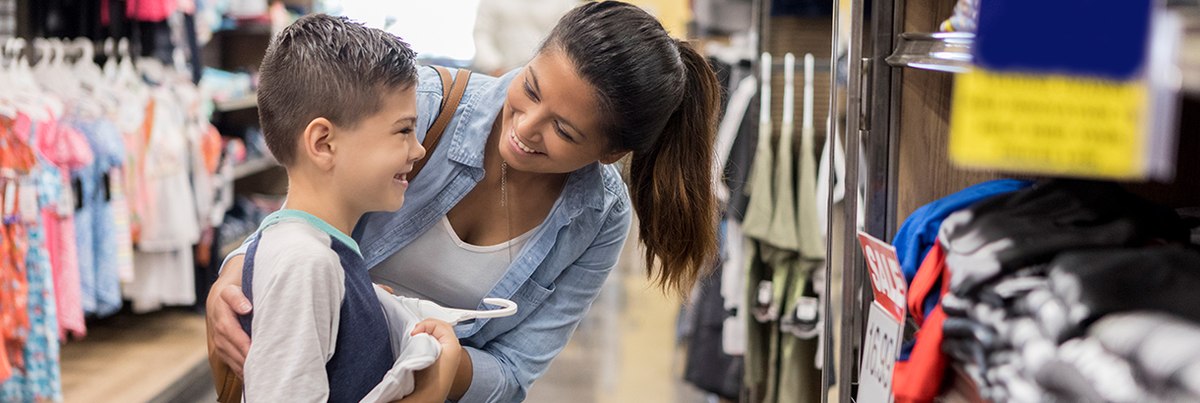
[949,69,1148,179]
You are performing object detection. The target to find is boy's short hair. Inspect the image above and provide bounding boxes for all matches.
[257,14,418,165]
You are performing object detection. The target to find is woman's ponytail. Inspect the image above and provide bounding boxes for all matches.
[544,1,721,295]
[628,41,721,295]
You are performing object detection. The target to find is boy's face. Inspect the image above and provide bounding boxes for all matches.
[334,85,423,213]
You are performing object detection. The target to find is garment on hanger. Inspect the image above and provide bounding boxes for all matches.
[71,116,128,318]
[741,54,823,403]
[0,115,38,384]
[0,175,63,403]
[684,260,743,399]
[29,114,94,340]
[127,0,178,22]
[126,88,201,313]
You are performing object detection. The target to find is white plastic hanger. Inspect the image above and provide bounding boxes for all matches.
[8,39,50,121]
[0,39,17,118]
[396,297,519,325]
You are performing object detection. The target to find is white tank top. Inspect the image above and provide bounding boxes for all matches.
[370,216,540,309]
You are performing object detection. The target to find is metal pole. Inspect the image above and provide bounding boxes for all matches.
[839,0,867,399]
[820,0,844,399]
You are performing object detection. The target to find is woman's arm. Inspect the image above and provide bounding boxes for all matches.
[455,199,633,402]
[206,254,254,375]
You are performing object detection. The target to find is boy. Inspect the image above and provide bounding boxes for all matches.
[237,14,459,402]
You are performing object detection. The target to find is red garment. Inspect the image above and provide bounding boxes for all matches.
[0,116,37,377]
[892,243,951,403]
[126,0,177,22]
[30,116,92,340]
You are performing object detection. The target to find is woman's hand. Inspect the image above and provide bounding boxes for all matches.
[393,319,463,402]
[205,255,254,376]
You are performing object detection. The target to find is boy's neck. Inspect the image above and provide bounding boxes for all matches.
[283,174,361,238]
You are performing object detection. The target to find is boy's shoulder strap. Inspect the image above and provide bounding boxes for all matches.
[410,65,472,181]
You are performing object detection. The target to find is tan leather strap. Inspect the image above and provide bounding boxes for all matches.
[215,368,242,403]
[410,66,472,181]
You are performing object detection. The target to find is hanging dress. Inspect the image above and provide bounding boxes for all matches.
[0,113,65,403]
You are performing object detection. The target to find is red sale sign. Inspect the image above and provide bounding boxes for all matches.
[857,232,907,322]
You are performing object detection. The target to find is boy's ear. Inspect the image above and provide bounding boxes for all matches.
[301,117,337,170]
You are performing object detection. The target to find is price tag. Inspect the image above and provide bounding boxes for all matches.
[856,231,906,403]
[948,0,1178,181]
[858,303,902,403]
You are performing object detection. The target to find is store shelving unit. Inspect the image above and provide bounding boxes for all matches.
[885,14,1200,94]
[215,92,258,112]
[232,155,278,180]
[885,32,973,73]
[824,1,1200,402]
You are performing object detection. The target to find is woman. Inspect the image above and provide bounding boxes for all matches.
[207,2,720,401]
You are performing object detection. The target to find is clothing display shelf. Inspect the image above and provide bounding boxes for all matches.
[216,91,257,112]
[233,155,278,180]
[887,9,1200,94]
[884,32,973,73]
[824,0,1200,402]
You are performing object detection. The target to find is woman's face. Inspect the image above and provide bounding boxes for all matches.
[498,50,625,174]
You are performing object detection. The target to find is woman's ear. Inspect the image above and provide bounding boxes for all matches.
[301,117,337,170]
[600,150,630,165]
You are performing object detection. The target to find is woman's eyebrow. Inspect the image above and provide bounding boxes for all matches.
[528,66,542,93]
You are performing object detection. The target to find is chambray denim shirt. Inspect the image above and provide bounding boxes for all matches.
[231,66,632,402]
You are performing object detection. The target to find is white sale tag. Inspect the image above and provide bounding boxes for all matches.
[857,302,902,403]
[856,231,907,403]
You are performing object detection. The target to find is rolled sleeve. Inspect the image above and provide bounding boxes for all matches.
[457,346,507,402]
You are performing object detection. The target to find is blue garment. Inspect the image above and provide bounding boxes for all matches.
[229,67,632,403]
[241,210,392,403]
[70,117,126,318]
[0,203,64,403]
[0,124,63,402]
[892,179,1030,361]
[893,179,1032,284]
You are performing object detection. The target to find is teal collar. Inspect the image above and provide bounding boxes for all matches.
[258,209,363,257]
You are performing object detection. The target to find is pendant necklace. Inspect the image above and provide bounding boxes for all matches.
[501,161,514,264]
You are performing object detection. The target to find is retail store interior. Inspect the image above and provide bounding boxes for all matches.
[1,0,1199,402]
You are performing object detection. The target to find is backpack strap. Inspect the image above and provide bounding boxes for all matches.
[410,66,472,181]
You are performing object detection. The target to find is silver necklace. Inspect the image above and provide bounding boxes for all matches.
[501,161,514,264]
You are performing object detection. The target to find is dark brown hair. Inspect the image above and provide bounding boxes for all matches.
[543,1,720,295]
[257,14,418,165]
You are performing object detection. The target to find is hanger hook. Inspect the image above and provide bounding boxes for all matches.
[11,38,26,62]
[117,38,129,58]
[76,37,94,64]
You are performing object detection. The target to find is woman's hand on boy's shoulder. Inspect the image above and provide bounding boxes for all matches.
[207,254,253,375]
